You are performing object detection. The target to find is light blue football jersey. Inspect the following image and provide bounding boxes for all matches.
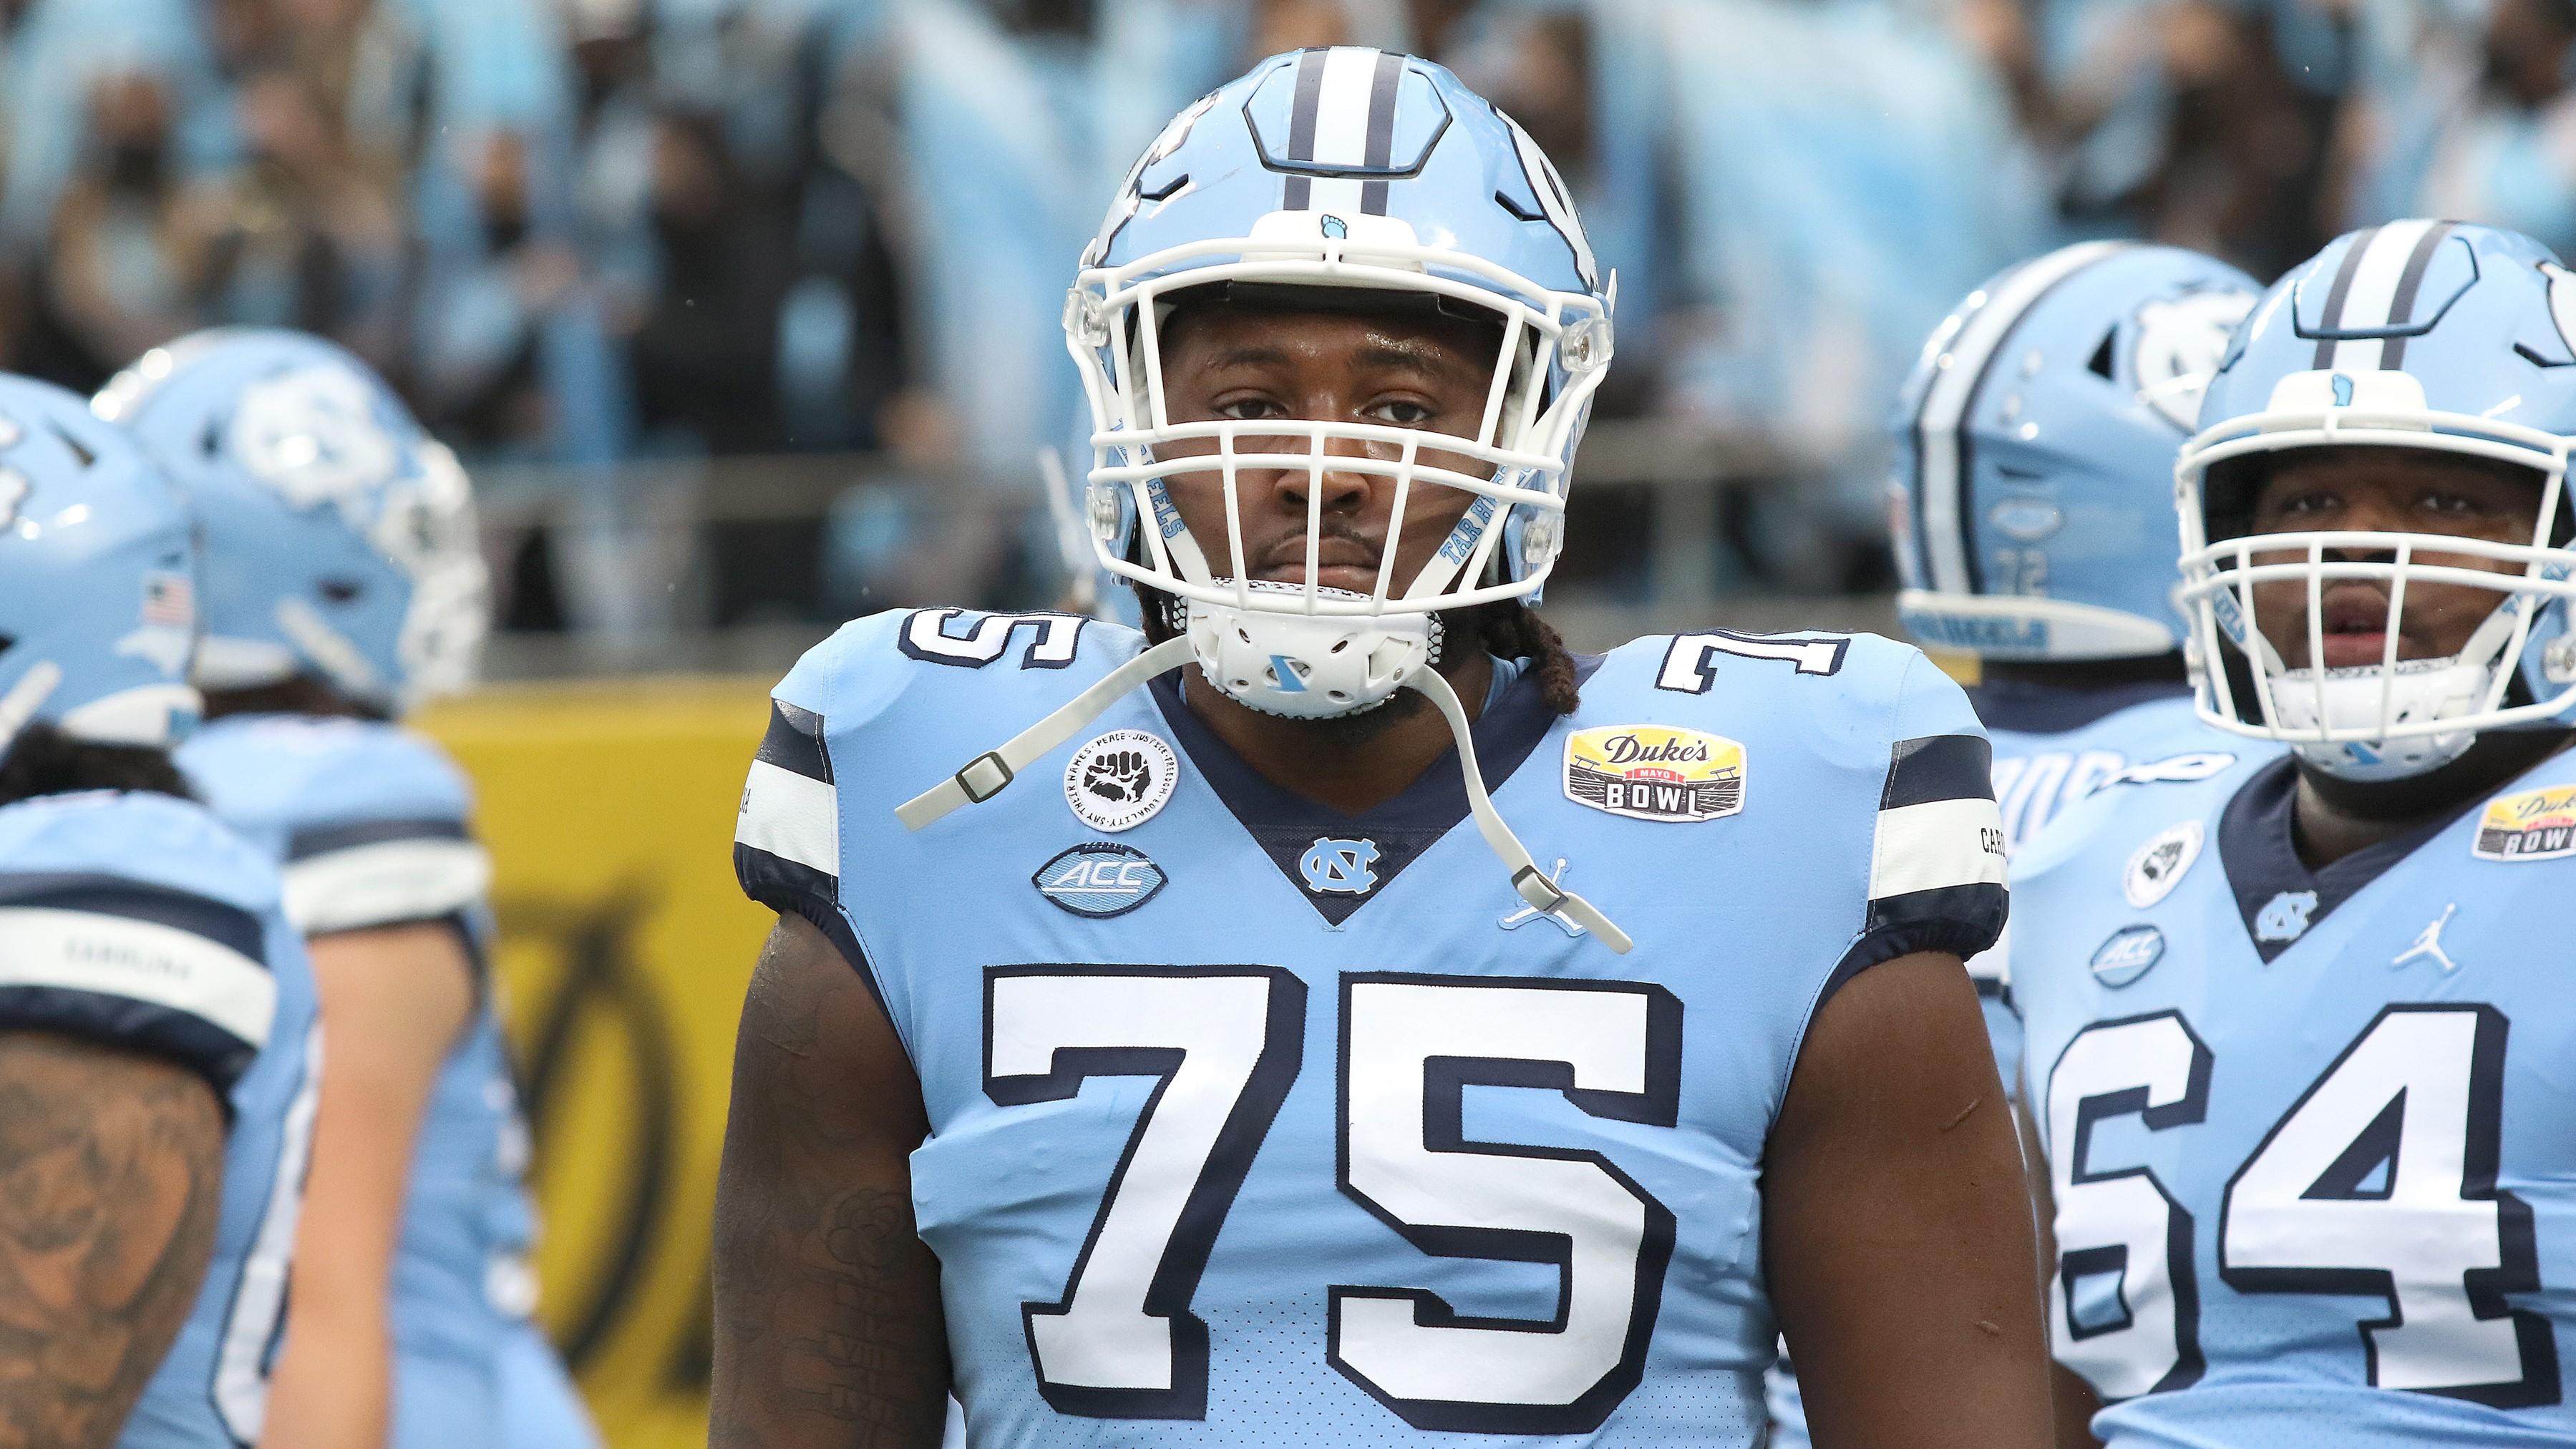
[733,609,2009,1446]
[1969,675,2255,1093]
[177,716,588,1445]
[1764,676,2252,1449]
[2014,744,2576,1445]
[0,788,320,1449]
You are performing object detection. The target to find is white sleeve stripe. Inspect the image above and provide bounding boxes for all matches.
[282,839,492,935]
[1870,796,2008,900]
[0,907,277,1048]
[737,758,839,877]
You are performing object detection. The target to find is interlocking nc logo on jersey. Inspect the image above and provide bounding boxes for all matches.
[2255,889,2320,943]
[1301,837,1379,895]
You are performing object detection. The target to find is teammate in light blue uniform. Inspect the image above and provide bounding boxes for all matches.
[0,373,319,1448]
[2016,220,2576,1443]
[98,331,596,1449]
[1766,241,2272,1449]
[714,49,2053,1449]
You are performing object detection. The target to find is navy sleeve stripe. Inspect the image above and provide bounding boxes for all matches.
[1880,733,1994,810]
[0,872,267,963]
[734,842,910,1071]
[1818,881,2011,1013]
[286,816,471,861]
[0,985,261,1094]
[757,701,832,785]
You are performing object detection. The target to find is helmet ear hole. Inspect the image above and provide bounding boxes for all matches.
[319,578,364,605]
[2086,328,2116,381]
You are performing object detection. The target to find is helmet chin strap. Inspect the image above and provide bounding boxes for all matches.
[895,633,1633,954]
[2260,605,2522,781]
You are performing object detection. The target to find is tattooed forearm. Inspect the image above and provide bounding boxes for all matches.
[0,1031,225,1449]
[712,916,948,1448]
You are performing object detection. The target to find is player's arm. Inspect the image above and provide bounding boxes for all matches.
[710,912,948,1449]
[1764,950,2053,1448]
[2016,1082,2105,1448]
[263,922,477,1449]
[0,1030,225,1448]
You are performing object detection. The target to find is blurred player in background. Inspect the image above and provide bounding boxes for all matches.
[714,48,2049,1449]
[95,332,597,1449]
[1763,241,2270,1448]
[0,374,319,1447]
[2016,220,2576,1443]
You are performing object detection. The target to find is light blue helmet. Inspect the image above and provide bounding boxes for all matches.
[1066,47,1612,719]
[1890,241,2259,660]
[2179,220,2576,780]
[0,374,200,763]
[94,329,488,718]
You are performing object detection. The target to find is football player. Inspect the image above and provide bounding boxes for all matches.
[714,49,2051,1448]
[2013,219,2576,1444]
[0,374,319,1447]
[96,332,597,1449]
[1765,243,2270,1448]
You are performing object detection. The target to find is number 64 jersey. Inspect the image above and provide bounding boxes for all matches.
[733,610,2010,1447]
[2012,748,2576,1445]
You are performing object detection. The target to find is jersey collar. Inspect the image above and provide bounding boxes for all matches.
[1148,655,1588,925]
[2215,753,2469,962]
[1965,675,2190,736]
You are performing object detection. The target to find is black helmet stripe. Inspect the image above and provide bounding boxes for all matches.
[1278,48,1406,217]
[1912,240,2126,596]
[1359,49,1404,215]
[2308,224,2377,370]
[2379,220,2459,372]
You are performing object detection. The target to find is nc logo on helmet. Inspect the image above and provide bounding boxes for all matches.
[1301,838,1379,894]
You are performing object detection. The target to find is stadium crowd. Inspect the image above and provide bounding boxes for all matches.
[1,0,2569,590]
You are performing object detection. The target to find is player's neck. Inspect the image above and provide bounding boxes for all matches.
[1180,649,1497,816]
[2292,731,2576,869]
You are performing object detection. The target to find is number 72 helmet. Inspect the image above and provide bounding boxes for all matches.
[0,374,200,762]
[1890,241,2259,660]
[94,328,488,718]
[2176,220,2576,780]
[1064,47,1613,721]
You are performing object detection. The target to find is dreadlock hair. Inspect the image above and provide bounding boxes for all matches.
[0,723,195,809]
[1475,600,1583,716]
[1134,585,1583,717]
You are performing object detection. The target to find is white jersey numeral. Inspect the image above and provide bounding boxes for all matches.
[900,609,1086,669]
[2045,1005,2557,1408]
[2220,1005,2552,1403]
[1331,976,1680,1433]
[1655,632,1849,694]
[982,970,1682,1432]
[2045,1012,2212,1400]
[213,1021,324,1445]
[985,967,1303,1418]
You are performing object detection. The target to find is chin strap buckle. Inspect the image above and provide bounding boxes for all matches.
[956,751,1014,804]
[1510,864,1569,914]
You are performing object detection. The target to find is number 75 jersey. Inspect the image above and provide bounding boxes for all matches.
[733,610,2009,1446]
[2011,748,2576,1445]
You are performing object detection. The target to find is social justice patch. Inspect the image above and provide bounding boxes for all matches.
[2123,820,2204,909]
[2473,784,2576,862]
[1064,730,1178,832]
[1562,725,1746,823]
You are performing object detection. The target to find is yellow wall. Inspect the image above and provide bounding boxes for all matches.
[418,677,777,1448]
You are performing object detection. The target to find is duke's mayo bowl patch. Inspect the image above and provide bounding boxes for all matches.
[1563,725,1746,823]
[2474,784,2576,862]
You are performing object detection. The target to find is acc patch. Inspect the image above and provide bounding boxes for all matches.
[1563,725,1745,824]
[2090,924,2164,988]
[1034,842,1166,917]
[1064,729,1178,832]
[2124,821,2204,909]
[2473,784,2576,862]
